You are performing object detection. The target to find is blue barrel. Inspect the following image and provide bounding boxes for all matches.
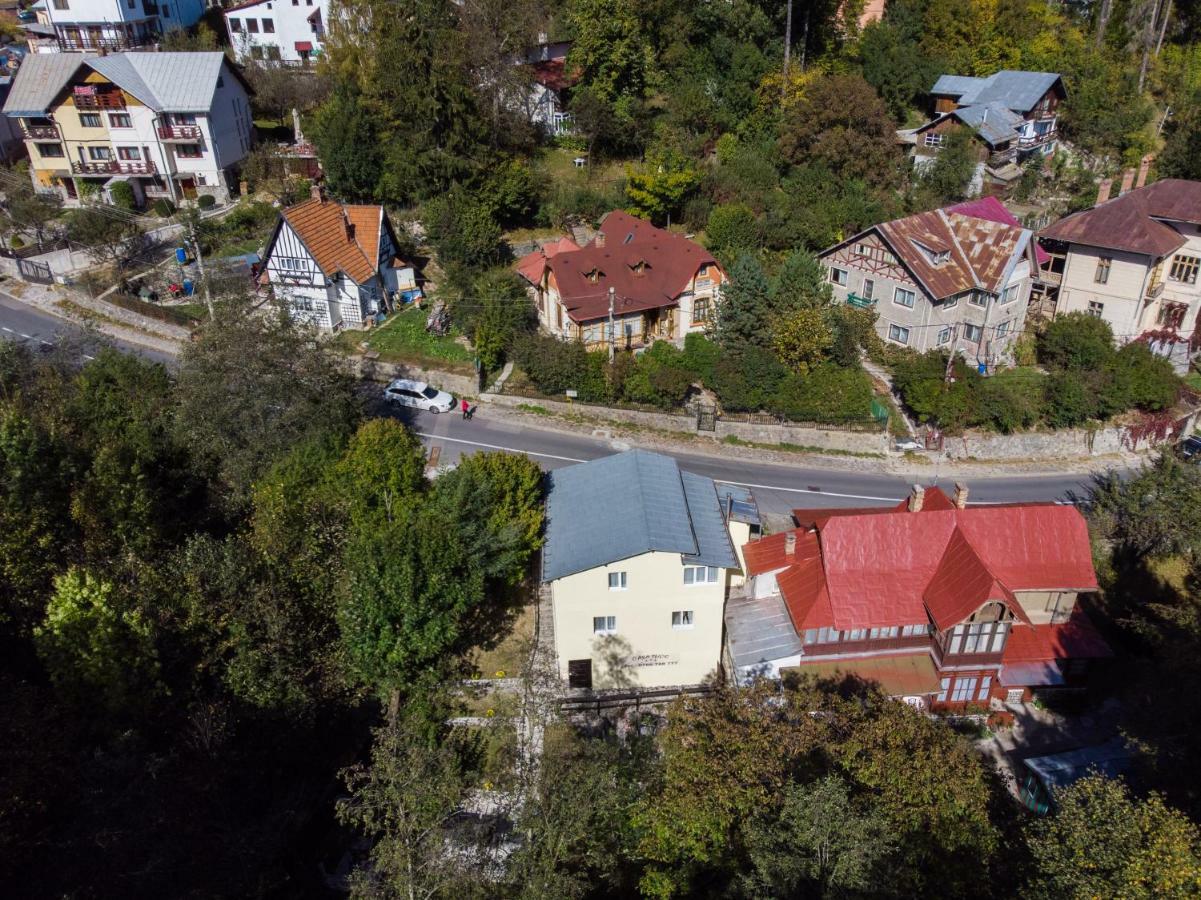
[175,247,187,264]
[182,279,194,296]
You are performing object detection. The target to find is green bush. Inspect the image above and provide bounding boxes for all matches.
[620,343,696,409]
[109,181,136,212]
[197,194,217,210]
[1043,370,1099,428]
[769,363,874,423]
[1038,312,1116,370]
[713,346,788,412]
[512,333,606,401]
[681,333,720,385]
[975,368,1042,433]
[1100,342,1179,413]
[152,198,176,217]
[705,203,760,265]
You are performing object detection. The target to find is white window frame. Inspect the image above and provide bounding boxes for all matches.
[950,677,978,702]
[938,678,951,702]
[893,287,916,308]
[888,323,910,345]
[996,320,1010,337]
[978,676,992,701]
[861,278,875,300]
[962,323,983,343]
[1000,283,1020,304]
[683,565,718,585]
[829,267,848,287]
[937,326,951,345]
[924,132,944,148]
[592,615,617,635]
[1087,300,1104,318]
[671,610,694,630]
[607,571,627,591]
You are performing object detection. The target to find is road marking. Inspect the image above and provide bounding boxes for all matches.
[1,327,12,333]
[83,354,94,360]
[412,432,587,464]
[20,333,32,340]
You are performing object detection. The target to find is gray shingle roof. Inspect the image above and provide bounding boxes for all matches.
[541,450,737,582]
[932,70,1061,114]
[3,51,229,116]
[953,103,1024,145]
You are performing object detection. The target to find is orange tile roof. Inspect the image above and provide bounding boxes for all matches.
[280,198,379,285]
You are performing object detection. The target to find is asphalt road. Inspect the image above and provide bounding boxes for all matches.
[0,288,177,366]
[385,403,1109,519]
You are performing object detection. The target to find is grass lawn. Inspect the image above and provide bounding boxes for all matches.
[334,306,475,372]
[535,147,629,191]
[1185,372,1201,393]
[467,603,535,679]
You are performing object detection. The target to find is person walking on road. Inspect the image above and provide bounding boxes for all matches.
[461,397,470,420]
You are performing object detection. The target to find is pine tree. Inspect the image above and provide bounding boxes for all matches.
[716,255,774,352]
[771,250,833,316]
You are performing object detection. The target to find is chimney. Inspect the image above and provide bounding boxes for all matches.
[1137,153,1154,189]
[784,532,797,556]
[954,482,970,509]
[908,484,925,513]
[1096,178,1113,205]
[310,182,323,203]
[1120,168,1136,196]
[595,231,605,248]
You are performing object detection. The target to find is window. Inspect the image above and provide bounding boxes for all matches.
[962,323,983,343]
[996,320,1010,337]
[861,279,874,300]
[829,267,848,286]
[950,677,978,702]
[848,628,868,640]
[127,0,134,7]
[1000,283,1020,304]
[692,297,711,323]
[814,626,841,643]
[924,132,944,147]
[79,113,101,128]
[937,325,952,345]
[893,287,915,308]
[938,678,951,702]
[607,572,627,591]
[228,17,241,31]
[672,610,694,629]
[947,621,1010,654]
[52,0,67,8]
[943,294,959,309]
[855,243,870,256]
[868,626,898,639]
[901,623,929,637]
[802,629,818,644]
[1094,257,1111,284]
[592,615,617,635]
[266,46,282,61]
[262,17,274,31]
[1087,300,1104,318]
[683,565,718,585]
[247,17,259,32]
[175,144,203,158]
[87,146,112,161]
[174,113,197,125]
[969,291,988,308]
[978,676,992,701]
[107,113,131,128]
[35,143,64,158]
[888,323,910,345]
[1170,254,1200,285]
[116,146,141,160]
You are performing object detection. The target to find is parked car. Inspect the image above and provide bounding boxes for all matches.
[1180,435,1201,460]
[894,438,923,453]
[383,379,454,413]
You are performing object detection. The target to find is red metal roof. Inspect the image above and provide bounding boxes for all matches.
[1002,609,1112,662]
[1039,179,1201,258]
[946,196,1050,266]
[514,236,579,287]
[745,488,1100,632]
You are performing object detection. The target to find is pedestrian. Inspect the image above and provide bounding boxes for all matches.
[461,397,470,420]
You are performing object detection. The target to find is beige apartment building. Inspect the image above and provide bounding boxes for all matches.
[818,200,1038,369]
[540,450,757,691]
[1040,179,1201,351]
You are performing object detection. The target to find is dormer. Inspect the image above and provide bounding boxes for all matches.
[628,258,649,276]
[584,266,604,284]
[912,238,950,266]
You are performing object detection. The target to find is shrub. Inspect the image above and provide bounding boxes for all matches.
[1038,312,1116,370]
[512,333,606,401]
[681,333,720,385]
[621,343,696,409]
[109,180,136,211]
[423,186,504,270]
[974,368,1043,433]
[1042,370,1100,428]
[1101,341,1180,413]
[10,235,24,249]
[769,363,873,423]
[152,198,176,217]
[705,203,760,265]
[713,346,788,412]
[197,194,217,210]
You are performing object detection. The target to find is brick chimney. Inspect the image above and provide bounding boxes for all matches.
[908,484,925,513]
[595,230,606,248]
[1137,154,1154,189]
[310,182,323,203]
[954,482,970,509]
[1096,178,1113,205]
[1119,168,1136,196]
[784,531,797,556]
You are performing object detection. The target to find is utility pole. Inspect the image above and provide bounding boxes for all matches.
[944,325,959,385]
[608,286,616,363]
[182,208,213,320]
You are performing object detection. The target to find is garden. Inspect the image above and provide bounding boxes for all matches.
[335,305,476,373]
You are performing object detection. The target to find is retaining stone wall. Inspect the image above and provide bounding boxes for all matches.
[483,392,697,434]
[348,355,479,397]
[714,419,889,455]
[941,427,1127,460]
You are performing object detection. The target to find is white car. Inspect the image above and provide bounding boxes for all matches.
[383,379,455,413]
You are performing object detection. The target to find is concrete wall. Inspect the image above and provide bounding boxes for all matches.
[1057,245,1154,339]
[350,355,478,397]
[942,424,1136,459]
[485,391,697,434]
[550,550,728,689]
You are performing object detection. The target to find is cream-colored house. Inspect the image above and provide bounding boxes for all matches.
[540,450,749,690]
[1040,179,1201,363]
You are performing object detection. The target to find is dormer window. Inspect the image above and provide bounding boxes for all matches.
[629,258,649,276]
[912,239,949,266]
[585,267,603,284]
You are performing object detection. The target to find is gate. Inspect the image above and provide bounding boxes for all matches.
[17,258,53,284]
[696,403,717,432]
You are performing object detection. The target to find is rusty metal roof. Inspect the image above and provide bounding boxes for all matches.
[1039,179,1201,258]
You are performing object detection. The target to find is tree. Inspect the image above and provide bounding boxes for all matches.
[1160,88,1201,180]
[714,255,774,352]
[65,205,144,267]
[772,307,833,374]
[778,73,902,190]
[456,0,544,148]
[2,168,64,250]
[771,249,834,314]
[914,126,980,207]
[309,86,384,202]
[566,0,654,105]
[625,147,701,225]
[1038,311,1117,370]
[244,64,324,127]
[241,143,310,206]
[34,567,160,714]
[859,18,943,120]
[423,185,504,271]
[459,269,536,373]
[160,20,220,50]
[174,297,361,508]
[1024,776,1201,899]
[704,203,760,266]
[1090,453,1201,561]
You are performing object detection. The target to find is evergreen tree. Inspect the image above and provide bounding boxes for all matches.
[715,255,774,352]
[771,250,834,315]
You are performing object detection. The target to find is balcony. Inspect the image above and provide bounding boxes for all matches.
[73,91,127,111]
[157,124,202,141]
[71,159,156,176]
[1018,128,1056,149]
[23,125,58,140]
[846,292,876,308]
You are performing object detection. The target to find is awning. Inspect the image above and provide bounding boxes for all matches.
[294,41,313,52]
[999,662,1064,687]
[790,652,941,696]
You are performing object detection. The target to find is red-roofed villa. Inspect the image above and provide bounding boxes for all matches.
[515,210,726,349]
[725,484,1110,708]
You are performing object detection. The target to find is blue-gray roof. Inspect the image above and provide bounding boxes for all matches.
[932,70,1062,114]
[1022,739,1132,792]
[716,483,761,526]
[541,450,737,581]
[953,103,1024,145]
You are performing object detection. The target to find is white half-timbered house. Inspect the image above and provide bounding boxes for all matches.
[261,190,409,331]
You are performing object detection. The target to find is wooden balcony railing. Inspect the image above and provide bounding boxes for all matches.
[157,124,202,141]
[71,159,156,176]
[73,91,127,111]
[23,125,58,140]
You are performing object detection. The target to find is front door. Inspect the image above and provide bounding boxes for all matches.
[567,658,592,690]
[179,177,197,199]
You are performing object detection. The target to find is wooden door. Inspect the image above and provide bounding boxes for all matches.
[567,658,592,690]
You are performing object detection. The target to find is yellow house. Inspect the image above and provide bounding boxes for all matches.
[541,450,749,690]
